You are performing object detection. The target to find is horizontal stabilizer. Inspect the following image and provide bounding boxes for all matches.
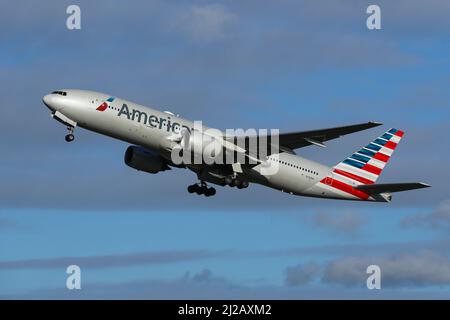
[355,182,431,194]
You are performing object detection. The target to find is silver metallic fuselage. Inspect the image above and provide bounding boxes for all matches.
[42,89,369,201]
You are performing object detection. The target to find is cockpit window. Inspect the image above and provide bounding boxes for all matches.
[51,91,67,96]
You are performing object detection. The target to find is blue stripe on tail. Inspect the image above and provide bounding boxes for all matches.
[343,159,365,169]
[350,153,371,163]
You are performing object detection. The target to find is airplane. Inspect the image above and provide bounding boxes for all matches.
[42,89,430,202]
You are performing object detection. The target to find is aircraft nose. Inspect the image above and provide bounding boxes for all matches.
[42,94,50,105]
[43,94,57,111]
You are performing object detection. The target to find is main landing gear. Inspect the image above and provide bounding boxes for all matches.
[224,176,249,189]
[187,181,216,197]
[65,126,75,142]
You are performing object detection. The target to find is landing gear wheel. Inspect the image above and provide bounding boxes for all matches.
[65,126,75,142]
[205,187,216,197]
[187,184,197,193]
[188,181,217,196]
[65,134,75,142]
[198,185,208,195]
[241,181,249,189]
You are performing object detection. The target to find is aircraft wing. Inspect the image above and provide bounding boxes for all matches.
[225,121,383,154]
[275,121,382,150]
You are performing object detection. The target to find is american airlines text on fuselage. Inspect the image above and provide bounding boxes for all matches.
[118,103,192,133]
[116,102,279,166]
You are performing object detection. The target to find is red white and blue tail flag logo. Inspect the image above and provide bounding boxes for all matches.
[332,128,404,186]
[318,128,405,200]
[96,96,115,111]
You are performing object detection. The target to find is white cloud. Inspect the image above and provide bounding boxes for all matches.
[402,200,450,230]
[301,211,366,236]
[323,251,450,287]
[170,4,236,41]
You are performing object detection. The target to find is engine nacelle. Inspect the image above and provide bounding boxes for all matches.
[124,146,170,174]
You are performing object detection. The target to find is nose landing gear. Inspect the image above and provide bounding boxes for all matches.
[187,181,216,197]
[65,126,75,142]
[65,134,74,142]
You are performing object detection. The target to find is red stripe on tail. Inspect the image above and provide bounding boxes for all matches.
[333,169,374,185]
[394,130,404,137]
[361,163,382,175]
[373,152,390,162]
[321,178,370,200]
[384,141,397,150]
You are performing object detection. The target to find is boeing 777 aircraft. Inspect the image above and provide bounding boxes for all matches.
[42,89,430,201]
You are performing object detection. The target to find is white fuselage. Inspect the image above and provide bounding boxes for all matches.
[43,89,374,201]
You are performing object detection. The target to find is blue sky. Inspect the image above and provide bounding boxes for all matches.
[1,0,450,299]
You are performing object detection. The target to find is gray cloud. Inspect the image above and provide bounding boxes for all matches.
[168,3,236,41]
[4,243,450,297]
[5,239,450,271]
[0,250,221,270]
[190,268,213,282]
[401,200,450,230]
[6,264,450,299]
[285,262,320,286]
[323,251,450,288]
[270,240,450,259]
[3,268,236,299]
[303,211,366,236]
[282,251,450,289]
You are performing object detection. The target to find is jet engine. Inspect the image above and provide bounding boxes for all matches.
[124,146,170,174]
